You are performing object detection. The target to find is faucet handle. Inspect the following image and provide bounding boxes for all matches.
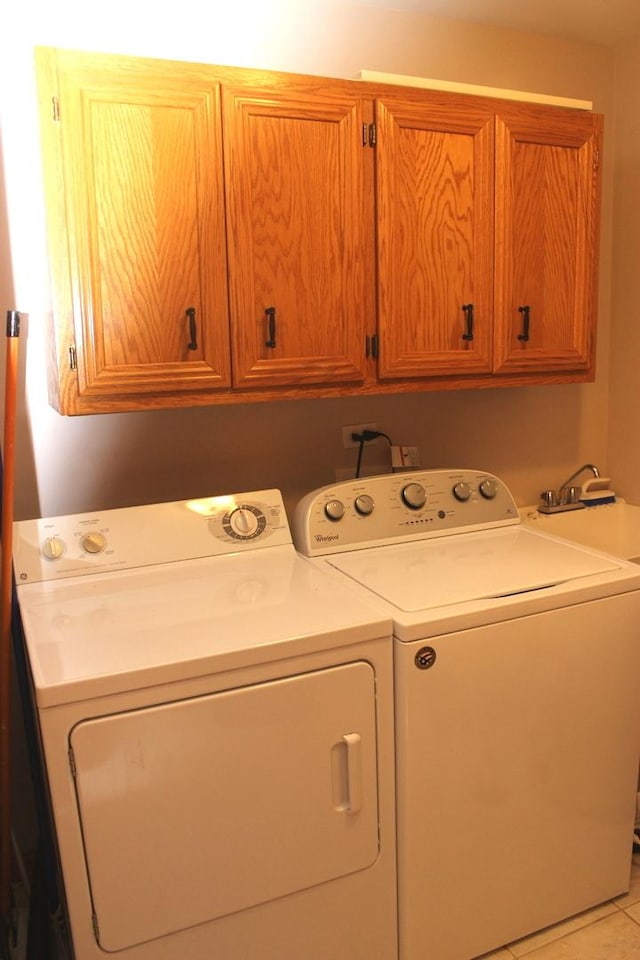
[564,485,580,504]
[540,489,559,508]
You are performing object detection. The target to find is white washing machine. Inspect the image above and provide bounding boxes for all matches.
[293,469,640,960]
[13,489,397,960]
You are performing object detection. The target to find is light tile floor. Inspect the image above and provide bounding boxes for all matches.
[478,850,640,959]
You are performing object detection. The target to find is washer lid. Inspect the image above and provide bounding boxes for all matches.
[326,526,623,612]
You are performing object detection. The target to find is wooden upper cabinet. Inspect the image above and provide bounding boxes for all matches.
[375,95,494,379]
[223,86,373,388]
[37,49,231,412]
[493,105,602,374]
[36,48,604,413]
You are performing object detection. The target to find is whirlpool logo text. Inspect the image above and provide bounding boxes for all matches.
[315,534,340,543]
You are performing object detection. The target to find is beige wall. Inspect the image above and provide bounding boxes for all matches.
[0,1,617,520]
[608,35,640,502]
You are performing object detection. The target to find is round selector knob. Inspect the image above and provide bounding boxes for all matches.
[401,482,427,510]
[81,531,107,554]
[354,494,375,517]
[324,499,345,522]
[479,478,499,499]
[222,505,267,541]
[41,536,65,561]
[452,481,472,502]
[229,507,259,538]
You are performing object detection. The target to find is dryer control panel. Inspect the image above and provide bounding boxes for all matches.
[292,469,519,556]
[14,489,292,583]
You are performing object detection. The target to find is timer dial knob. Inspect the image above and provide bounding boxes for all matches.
[354,494,375,516]
[402,482,427,510]
[41,536,65,561]
[81,531,107,554]
[221,504,267,540]
[479,478,498,499]
[453,481,472,502]
[229,508,259,538]
[324,499,345,522]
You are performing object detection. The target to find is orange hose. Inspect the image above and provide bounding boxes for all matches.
[0,312,20,921]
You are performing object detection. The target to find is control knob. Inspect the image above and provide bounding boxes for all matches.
[401,482,427,510]
[81,531,107,554]
[354,494,375,516]
[479,478,498,499]
[452,481,472,502]
[41,536,65,561]
[324,499,345,522]
[229,507,259,538]
[221,504,267,541]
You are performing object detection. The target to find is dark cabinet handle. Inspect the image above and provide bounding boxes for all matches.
[265,306,276,348]
[462,303,474,342]
[186,307,198,351]
[518,305,530,342]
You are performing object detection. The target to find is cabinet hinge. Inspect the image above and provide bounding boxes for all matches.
[362,122,376,147]
[52,96,60,122]
[92,912,100,942]
[593,144,600,172]
[68,345,77,371]
[68,748,76,779]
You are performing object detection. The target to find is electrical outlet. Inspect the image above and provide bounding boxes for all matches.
[342,422,378,449]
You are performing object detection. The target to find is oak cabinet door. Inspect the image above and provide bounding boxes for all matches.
[39,49,231,408]
[375,96,494,379]
[493,106,602,374]
[223,87,373,388]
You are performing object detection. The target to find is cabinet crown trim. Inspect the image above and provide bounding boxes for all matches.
[356,70,593,111]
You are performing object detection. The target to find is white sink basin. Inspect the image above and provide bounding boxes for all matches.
[520,499,640,562]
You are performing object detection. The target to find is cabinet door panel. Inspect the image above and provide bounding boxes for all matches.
[376,97,494,378]
[493,108,601,373]
[224,89,372,387]
[50,52,231,398]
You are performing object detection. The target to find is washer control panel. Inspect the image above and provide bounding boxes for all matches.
[14,489,291,583]
[292,469,519,556]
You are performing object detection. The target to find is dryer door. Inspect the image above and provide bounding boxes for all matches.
[69,661,379,952]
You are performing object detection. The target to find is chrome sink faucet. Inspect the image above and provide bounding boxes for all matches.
[539,463,600,514]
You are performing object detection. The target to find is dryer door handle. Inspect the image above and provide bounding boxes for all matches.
[342,733,363,815]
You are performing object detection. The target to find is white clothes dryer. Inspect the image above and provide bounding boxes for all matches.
[13,489,397,960]
[293,469,640,960]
